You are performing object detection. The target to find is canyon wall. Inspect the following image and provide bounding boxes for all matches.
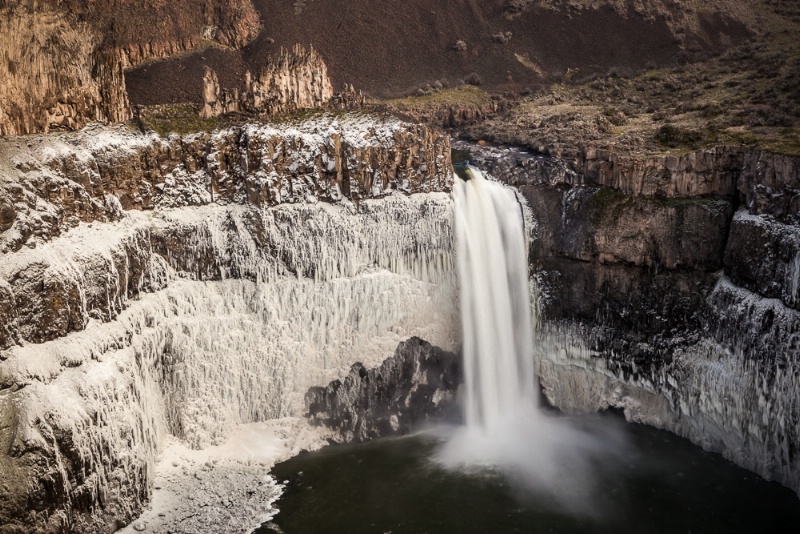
[0,0,260,135]
[201,46,340,119]
[0,2,130,136]
[1,114,451,256]
[0,114,456,533]
[460,140,800,495]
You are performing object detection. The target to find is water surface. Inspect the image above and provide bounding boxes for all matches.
[259,414,800,534]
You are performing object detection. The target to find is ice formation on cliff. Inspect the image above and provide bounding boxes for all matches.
[0,189,457,531]
[536,273,800,495]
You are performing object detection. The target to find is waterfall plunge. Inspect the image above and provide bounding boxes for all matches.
[437,167,628,512]
[455,166,537,429]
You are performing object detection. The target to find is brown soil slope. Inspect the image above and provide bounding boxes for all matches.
[125,0,754,105]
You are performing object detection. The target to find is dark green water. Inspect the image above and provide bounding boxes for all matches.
[257,414,800,534]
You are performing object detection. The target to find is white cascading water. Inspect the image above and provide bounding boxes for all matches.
[455,166,537,428]
[438,166,626,512]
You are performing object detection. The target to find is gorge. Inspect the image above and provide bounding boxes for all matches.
[1,1,800,532]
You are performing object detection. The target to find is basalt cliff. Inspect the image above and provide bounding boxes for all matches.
[0,0,260,136]
[1,0,800,531]
[0,114,457,533]
[452,139,800,496]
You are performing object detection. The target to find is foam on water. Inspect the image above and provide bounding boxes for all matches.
[437,167,627,512]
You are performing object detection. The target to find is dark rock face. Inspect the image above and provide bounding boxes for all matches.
[306,337,461,442]
[456,141,782,332]
[724,211,800,311]
[455,139,800,213]
[460,140,800,494]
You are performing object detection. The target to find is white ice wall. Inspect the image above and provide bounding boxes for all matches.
[0,192,458,530]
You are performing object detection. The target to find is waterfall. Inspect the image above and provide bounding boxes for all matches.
[438,167,626,511]
[455,166,537,429]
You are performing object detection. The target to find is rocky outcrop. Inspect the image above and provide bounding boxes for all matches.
[0,1,131,136]
[200,66,229,119]
[201,46,338,119]
[0,114,452,254]
[330,84,367,111]
[0,0,260,135]
[240,46,334,116]
[306,337,461,442]
[0,115,458,533]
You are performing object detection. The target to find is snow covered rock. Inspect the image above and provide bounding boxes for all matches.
[0,115,457,533]
[0,114,452,253]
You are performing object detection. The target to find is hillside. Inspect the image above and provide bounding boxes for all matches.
[125,0,760,104]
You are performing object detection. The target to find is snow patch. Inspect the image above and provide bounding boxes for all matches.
[118,418,332,534]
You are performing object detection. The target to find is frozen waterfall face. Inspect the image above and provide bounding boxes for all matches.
[0,114,458,533]
[453,167,536,429]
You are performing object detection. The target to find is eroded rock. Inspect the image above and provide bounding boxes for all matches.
[306,337,461,442]
[0,115,453,253]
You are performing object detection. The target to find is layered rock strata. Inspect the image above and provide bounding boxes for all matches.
[0,0,260,136]
[1,114,452,256]
[201,46,340,119]
[454,139,800,216]
[306,337,461,443]
[0,115,457,532]
[459,140,800,495]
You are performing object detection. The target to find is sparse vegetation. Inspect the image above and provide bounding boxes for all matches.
[654,124,704,150]
[134,104,352,136]
[135,104,229,136]
[124,0,800,158]
[387,85,491,108]
[458,8,800,158]
[492,31,513,44]
[505,0,533,17]
[465,72,483,86]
